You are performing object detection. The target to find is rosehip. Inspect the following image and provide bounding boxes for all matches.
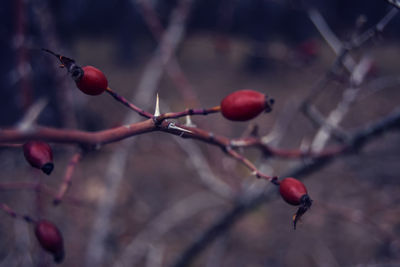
[73,66,108,96]
[279,177,312,229]
[220,89,273,121]
[23,141,54,175]
[34,220,65,263]
[42,49,108,95]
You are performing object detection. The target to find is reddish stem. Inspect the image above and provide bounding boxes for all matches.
[53,151,83,205]
[154,106,221,123]
[106,87,154,119]
[0,203,35,223]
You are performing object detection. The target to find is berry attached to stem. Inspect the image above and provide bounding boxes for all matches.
[220,89,274,121]
[42,49,108,96]
[34,220,65,263]
[23,141,54,175]
[74,66,108,96]
[279,177,312,229]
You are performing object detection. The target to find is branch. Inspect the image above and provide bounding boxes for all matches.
[170,107,400,267]
[154,106,221,123]
[0,203,35,224]
[351,7,398,48]
[0,119,156,147]
[105,87,153,119]
[53,150,84,205]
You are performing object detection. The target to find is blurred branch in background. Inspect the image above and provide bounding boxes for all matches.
[84,0,194,266]
[1,1,400,266]
[170,6,400,266]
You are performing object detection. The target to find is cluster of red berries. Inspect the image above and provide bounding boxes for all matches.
[23,141,65,262]
[22,50,312,262]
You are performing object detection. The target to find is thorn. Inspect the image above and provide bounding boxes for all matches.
[167,122,193,134]
[185,115,196,127]
[154,93,160,117]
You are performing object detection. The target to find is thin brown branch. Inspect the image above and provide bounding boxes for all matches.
[105,87,154,119]
[225,148,277,182]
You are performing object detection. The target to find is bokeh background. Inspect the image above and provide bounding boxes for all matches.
[1,0,400,266]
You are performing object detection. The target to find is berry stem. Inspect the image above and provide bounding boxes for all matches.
[105,87,154,119]
[226,147,278,183]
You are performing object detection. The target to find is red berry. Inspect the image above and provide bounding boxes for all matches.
[279,177,307,205]
[75,66,108,95]
[35,220,65,263]
[220,89,273,121]
[23,141,54,175]
[279,177,312,229]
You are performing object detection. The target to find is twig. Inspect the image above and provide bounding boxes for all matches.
[172,137,235,199]
[135,0,199,105]
[154,106,221,123]
[106,87,153,119]
[115,192,224,267]
[311,56,372,152]
[351,7,398,48]
[84,1,195,266]
[170,106,400,267]
[0,203,35,224]
[53,150,84,205]
[16,98,48,132]
[308,8,356,72]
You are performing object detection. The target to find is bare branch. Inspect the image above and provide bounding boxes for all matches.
[170,107,400,267]
[53,150,84,205]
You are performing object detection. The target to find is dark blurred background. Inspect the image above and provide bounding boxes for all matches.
[1,0,400,266]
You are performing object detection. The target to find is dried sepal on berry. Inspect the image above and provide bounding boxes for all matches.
[279,177,312,229]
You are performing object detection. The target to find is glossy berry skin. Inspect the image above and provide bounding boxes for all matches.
[220,90,273,121]
[35,220,65,263]
[279,177,307,205]
[23,141,54,175]
[75,66,108,95]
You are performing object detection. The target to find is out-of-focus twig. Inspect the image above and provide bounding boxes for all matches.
[0,203,35,223]
[173,138,235,199]
[84,1,195,266]
[170,106,400,267]
[308,8,355,72]
[53,150,84,205]
[135,0,199,105]
[115,191,224,267]
[16,98,48,132]
[311,56,372,152]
